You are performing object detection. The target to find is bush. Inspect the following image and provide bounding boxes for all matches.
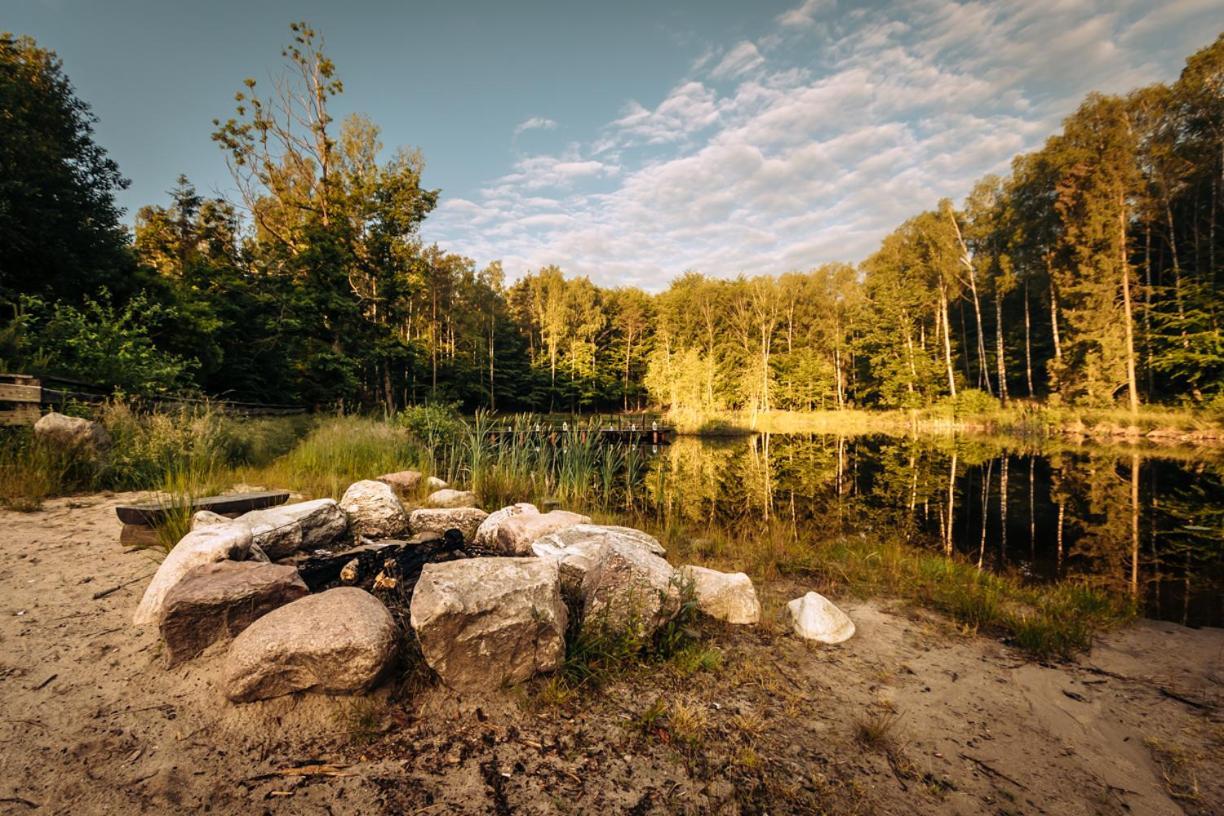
[10,291,198,395]
[395,403,466,449]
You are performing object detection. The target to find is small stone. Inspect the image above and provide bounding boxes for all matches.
[678,565,760,624]
[425,476,448,490]
[377,470,422,496]
[159,561,307,667]
[409,507,489,540]
[222,588,397,702]
[339,559,360,584]
[787,592,855,643]
[473,503,539,547]
[425,489,479,509]
[340,480,408,538]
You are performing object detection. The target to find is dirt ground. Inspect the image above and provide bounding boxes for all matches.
[1,493,1221,815]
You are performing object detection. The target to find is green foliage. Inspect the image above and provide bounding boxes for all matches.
[3,28,1222,417]
[0,402,310,509]
[396,403,466,450]
[0,33,137,305]
[11,292,197,395]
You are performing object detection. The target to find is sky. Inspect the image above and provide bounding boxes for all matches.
[10,0,1221,290]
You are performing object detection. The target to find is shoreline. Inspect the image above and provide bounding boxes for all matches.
[669,406,1224,449]
[0,493,1219,814]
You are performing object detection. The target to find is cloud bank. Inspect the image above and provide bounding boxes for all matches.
[425,0,1219,290]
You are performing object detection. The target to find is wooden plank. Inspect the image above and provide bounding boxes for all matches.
[115,490,291,526]
[0,383,42,402]
[0,404,40,426]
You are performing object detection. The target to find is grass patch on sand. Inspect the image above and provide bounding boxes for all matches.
[649,517,1134,661]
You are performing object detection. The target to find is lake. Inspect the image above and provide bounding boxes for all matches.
[631,434,1223,629]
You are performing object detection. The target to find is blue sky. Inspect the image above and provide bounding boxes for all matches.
[10,0,1221,289]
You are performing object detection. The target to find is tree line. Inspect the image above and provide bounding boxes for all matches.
[1,26,1220,413]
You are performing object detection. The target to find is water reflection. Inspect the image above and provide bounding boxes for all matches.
[640,435,1223,628]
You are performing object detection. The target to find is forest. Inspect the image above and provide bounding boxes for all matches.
[1,26,1221,415]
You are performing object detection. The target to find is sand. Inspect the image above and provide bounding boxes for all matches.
[0,493,1220,814]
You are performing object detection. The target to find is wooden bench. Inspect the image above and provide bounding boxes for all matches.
[115,490,291,526]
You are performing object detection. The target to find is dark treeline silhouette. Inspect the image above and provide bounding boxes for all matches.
[2,27,1220,412]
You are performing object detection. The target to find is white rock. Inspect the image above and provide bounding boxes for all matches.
[531,537,604,598]
[33,411,111,457]
[409,507,489,540]
[191,510,231,528]
[240,498,347,556]
[222,588,397,702]
[425,488,479,509]
[425,476,448,490]
[340,480,408,538]
[473,503,539,547]
[678,565,760,625]
[534,524,665,557]
[580,539,679,639]
[787,592,855,643]
[492,510,590,555]
[410,558,567,691]
[193,499,347,558]
[133,523,253,626]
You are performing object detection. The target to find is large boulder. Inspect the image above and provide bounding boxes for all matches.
[678,565,760,624]
[409,507,488,541]
[340,480,408,538]
[473,503,538,548]
[158,561,308,667]
[531,524,663,599]
[425,488,479,509]
[492,510,590,555]
[133,524,253,626]
[192,498,347,557]
[222,588,397,702]
[377,470,422,496]
[533,523,665,557]
[532,537,604,599]
[410,558,567,691]
[787,592,855,643]
[33,411,111,458]
[579,539,679,639]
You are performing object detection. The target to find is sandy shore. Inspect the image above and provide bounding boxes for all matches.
[1,494,1220,814]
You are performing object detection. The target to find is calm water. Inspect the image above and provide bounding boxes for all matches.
[635,434,1223,628]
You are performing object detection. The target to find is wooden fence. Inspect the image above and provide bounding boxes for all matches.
[0,373,304,426]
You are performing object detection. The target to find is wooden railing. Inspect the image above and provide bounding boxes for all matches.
[0,373,304,426]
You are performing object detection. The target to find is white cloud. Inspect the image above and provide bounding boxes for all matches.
[777,0,830,28]
[424,0,1221,290]
[513,116,557,136]
[709,41,765,80]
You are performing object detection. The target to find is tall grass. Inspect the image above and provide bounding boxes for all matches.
[240,417,426,499]
[0,401,312,510]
